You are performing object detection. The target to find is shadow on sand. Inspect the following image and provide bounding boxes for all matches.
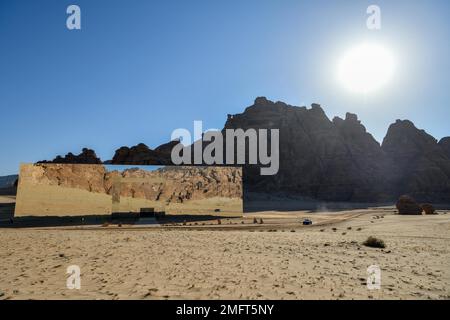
[243,199,378,213]
[0,212,241,228]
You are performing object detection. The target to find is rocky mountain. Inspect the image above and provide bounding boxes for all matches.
[0,174,18,195]
[382,120,450,202]
[41,97,450,203]
[226,98,450,202]
[223,97,394,202]
[0,175,18,189]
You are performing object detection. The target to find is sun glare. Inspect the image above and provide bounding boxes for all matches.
[338,43,395,94]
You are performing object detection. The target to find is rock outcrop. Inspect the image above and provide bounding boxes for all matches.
[382,120,450,202]
[110,142,176,165]
[396,195,423,215]
[39,148,102,164]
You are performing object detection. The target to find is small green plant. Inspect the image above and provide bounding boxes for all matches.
[363,236,386,249]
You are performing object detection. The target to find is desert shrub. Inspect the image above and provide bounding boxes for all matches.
[363,236,386,249]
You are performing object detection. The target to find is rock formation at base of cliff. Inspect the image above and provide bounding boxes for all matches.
[396,195,423,215]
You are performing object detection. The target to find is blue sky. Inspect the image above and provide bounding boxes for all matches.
[0,0,449,175]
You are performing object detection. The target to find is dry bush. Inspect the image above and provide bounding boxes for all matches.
[363,236,386,249]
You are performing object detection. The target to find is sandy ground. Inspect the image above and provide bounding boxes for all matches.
[0,209,449,300]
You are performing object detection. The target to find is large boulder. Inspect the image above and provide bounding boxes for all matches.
[421,203,436,215]
[396,195,423,215]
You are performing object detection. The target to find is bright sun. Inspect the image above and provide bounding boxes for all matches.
[338,43,395,94]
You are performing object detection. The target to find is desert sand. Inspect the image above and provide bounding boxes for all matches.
[0,208,449,300]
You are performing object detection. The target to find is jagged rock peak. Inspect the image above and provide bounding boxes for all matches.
[382,119,438,152]
[345,112,359,122]
[252,97,324,113]
[254,96,272,105]
[332,112,360,124]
